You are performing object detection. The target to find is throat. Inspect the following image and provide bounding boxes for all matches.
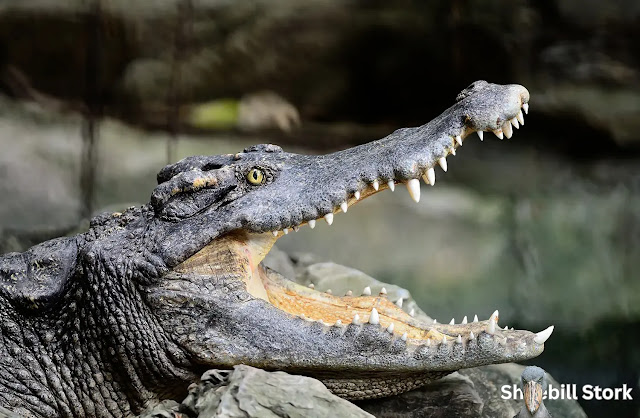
[174,231,278,302]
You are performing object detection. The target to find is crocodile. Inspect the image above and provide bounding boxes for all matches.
[0,80,554,417]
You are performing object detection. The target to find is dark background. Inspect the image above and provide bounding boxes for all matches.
[1,1,639,416]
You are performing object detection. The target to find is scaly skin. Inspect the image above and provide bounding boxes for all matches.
[0,81,552,417]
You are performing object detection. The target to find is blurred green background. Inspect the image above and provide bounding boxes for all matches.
[1,1,639,416]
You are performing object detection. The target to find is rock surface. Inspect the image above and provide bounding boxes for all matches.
[138,364,586,418]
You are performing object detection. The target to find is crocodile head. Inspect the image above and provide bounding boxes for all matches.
[144,80,552,399]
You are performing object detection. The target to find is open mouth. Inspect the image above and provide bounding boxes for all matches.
[172,98,553,362]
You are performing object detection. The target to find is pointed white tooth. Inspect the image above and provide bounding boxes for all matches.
[283,228,289,234]
[438,157,448,172]
[462,316,467,324]
[335,320,342,326]
[441,335,447,344]
[504,324,509,331]
[409,308,415,317]
[426,167,436,186]
[345,290,353,296]
[449,318,455,325]
[511,117,519,129]
[354,190,360,200]
[455,135,463,146]
[406,179,421,203]
[493,129,504,140]
[386,323,395,333]
[396,298,403,308]
[522,103,529,114]
[490,310,499,323]
[352,314,361,325]
[456,335,462,344]
[517,110,524,125]
[324,213,333,225]
[387,180,395,191]
[534,325,554,344]
[503,122,513,139]
[450,146,456,156]
[372,180,379,191]
[362,286,371,296]
[380,287,387,295]
[326,289,332,295]
[401,332,407,341]
[369,308,379,325]
[469,331,475,340]
[293,226,300,232]
[487,317,496,335]
[426,338,432,346]
[272,231,278,237]
[308,283,315,289]
[477,131,484,141]
[511,327,515,331]
[473,314,479,323]
[308,219,316,229]
[340,202,348,213]
[433,319,437,324]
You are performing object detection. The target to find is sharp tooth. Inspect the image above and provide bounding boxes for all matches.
[487,317,496,335]
[490,310,499,323]
[386,323,395,333]
[424,167,435,186]
[504,325,509,331]
[426,338,432,346]
[340,202,348,213]
[455,135,463,146]
[308,219,316,229]
[372,180,379,191]
[438,157,448,172]
[272,231,278,236]
[345,290,353,296]
[335,320,342,326]
[449,318,455,325]
[283,228,289,234]
[469,331,475,340]
[450,147,456,156]
[354,191,360,200]
[473,314,479,323]
[387,180,395,191]
[362,286,372,296]
[477,131,484,141]
[352,314,361,325]
[409,308,415,317]
[441,335,447,344]
[308,284,315,289]
[503,122,513,139]
[401,333,407,341]
[511,117,519,129]
[326,289,332,295]
[493,129,504,139]
[534,325,554,344]
[368,308,380,325]
[456,335,462,344]
[517,110,524,125]
[293,226,300,232]
[396,298,403,308]
[523,103,529,114]
[324,213,334,225]
[406,179,421,202]
[433,319,437,324]
[462,316,467,324]
[380,287,387,295]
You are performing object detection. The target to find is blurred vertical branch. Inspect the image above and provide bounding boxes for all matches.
[166,0,193,164]
[80,0,103,219]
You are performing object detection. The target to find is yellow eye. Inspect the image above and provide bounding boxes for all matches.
[247,168,265,185]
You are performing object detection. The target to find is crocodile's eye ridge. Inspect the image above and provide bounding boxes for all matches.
[247,168,265,185]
